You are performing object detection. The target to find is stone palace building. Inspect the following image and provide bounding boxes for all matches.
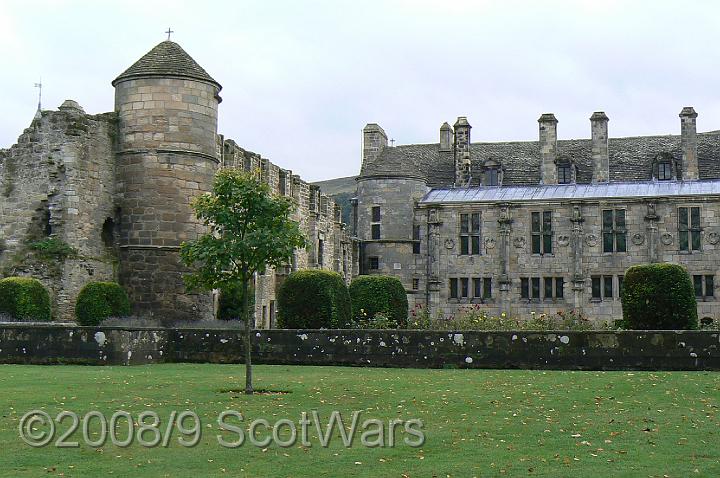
[353,110,720,322]
[0,40,352,324]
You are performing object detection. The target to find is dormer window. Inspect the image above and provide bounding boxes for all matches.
[486,168,499,186]
[658,162,672,180]
[557,164,572,184]
[555,155,575,184]
[652,153,676,181]
[481,159,503,186]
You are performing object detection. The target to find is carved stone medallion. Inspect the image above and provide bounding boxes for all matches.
[484,237,496,249]
[661,233,673,245]
[444,238,455,250]
[585,234,598,247]
[631,233,645,246]
[513,237,526,248]
[707,231,720,245]
[557,235,570,247]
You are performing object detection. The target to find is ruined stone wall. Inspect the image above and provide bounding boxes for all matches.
[221,141,353,327]
[417,197,720,322]
[0,108,351,325]
[0,105,118,320]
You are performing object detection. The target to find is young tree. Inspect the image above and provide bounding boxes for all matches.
[180,169,307,394]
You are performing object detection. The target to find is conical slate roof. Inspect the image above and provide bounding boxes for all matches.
[112,41,221,89]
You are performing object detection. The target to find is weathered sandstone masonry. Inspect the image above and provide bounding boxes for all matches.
[356,108,720,323]
[0,40,352,324]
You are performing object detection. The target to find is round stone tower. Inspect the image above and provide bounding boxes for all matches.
[112,41,222,322]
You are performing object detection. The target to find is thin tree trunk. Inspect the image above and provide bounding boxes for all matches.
[243,278,253,395]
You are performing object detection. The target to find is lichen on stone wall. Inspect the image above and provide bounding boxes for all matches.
[0,106,119,320]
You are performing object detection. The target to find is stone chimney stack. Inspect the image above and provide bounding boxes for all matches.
[590,111,609,183]
[538,113,558,184]
[362,123,388,168]
[680,107,699,181]
[453,116,472,186]
[440,122,452,151]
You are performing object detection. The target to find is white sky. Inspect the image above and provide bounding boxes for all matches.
[2,0,720,181]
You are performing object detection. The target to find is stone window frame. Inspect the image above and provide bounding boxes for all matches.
[651,152,678,181]
[460,278,470,298]
[590,275,622,302]
[448,276,493,303]
[412,278,420,290]
[480,158,503,187]
[370,205,381,240]
[601,208,627,254]
[317,236,324,267]
[678,205,702,252]
[530,210,553,256]
[693,274,715,301]
[521,276,564,302]
[412,224,421,254]
[449,278,459,299]
[555,155,576,185]
[459,211,482,256]
[471,277,492,301]
[657,162,672,181]
[520,277,540,301]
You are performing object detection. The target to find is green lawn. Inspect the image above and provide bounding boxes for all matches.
[0,364,719,477]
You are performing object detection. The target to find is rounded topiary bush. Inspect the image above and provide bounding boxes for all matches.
[0,277,51,321]
[349,275,409,326]
[277,270,351,329]
[75,281,132,326]
[621,263,698,330]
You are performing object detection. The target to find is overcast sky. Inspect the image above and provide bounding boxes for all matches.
[2,0,720,181]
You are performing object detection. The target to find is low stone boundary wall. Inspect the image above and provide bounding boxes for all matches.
[1,324,719,370]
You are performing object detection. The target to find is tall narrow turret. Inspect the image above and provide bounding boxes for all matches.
[112,40,222,321]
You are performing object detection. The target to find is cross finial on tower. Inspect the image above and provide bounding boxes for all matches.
[33,78,42,111]
[390,138,395,147]
[165,27,174,41]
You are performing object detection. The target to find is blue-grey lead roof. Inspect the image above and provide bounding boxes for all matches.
[420,179,720,204]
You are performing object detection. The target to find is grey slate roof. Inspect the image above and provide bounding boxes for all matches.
[361,132,720,188]
[112,41,221,89]
[420,179,720,204]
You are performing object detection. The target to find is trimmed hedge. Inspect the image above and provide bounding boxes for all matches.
[277,270,351,329]
[0,277,51,321]
[350,275,409,326]
[621,263,698,330]
[218,281,254,320]
[75,281,132,326]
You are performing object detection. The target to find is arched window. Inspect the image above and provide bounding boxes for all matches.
[481,159,503,186]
